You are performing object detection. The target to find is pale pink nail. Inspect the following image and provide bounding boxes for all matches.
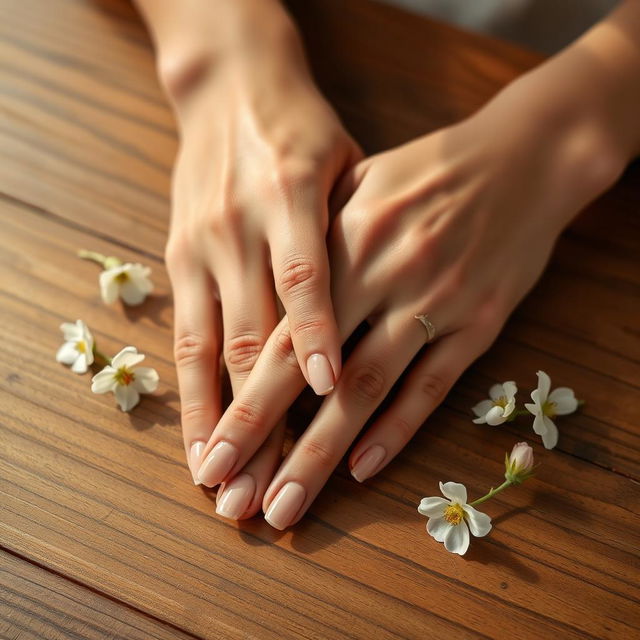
[188,440,206,485]
[351,445,386,483]
[306,353,334,395]
[264,482,306,530]
[197,441,239,487]
[216,473,255,520]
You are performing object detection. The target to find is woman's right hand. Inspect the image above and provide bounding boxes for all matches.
[146,0,361,512]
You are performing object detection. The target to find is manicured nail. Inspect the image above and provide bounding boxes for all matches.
[216,473,255,520]
[351,445,386,483]
[264,481,306,530]
[197,441,239,487]
[188,440,206,485]
[306,353,334,395]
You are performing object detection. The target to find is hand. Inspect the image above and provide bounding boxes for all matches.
[155,4,361,502]
[199,71,624,526]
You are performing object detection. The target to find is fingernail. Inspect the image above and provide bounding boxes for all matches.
[197,441,239,487]
[216,473,255,520]
[264,481,306,530]
[306,353,335,395]
[188,440,206,485]
[351,445,386,483]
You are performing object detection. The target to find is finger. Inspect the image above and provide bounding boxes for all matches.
[217,261,279,397]
[208,260,285,516]
[170,266,223,486]
[349,325,498,482]
[268,201,341,397]
[215,420,286,520]
[261,311,425,530]
[199,262,279,490]
[196,286,369,490]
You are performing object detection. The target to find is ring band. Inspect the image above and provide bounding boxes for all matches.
[414,314,436,343]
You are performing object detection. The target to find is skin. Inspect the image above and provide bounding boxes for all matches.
[135,0,640,527]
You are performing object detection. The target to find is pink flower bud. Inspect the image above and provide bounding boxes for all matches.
[505,442,535,484]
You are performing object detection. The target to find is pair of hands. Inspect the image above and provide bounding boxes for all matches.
[162,24,622,529]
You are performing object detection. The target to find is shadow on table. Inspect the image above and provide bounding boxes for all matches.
[122,293,172,328]
[126,389,180,430]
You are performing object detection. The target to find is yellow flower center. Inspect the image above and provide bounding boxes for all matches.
[443,503,464,526]
[115,272,129,284]
[75,340,86,353]
[494,395,508,409]
[543,401,557,417]
[114,366,135,386]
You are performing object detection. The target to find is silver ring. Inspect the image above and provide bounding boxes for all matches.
[414,314,436,343]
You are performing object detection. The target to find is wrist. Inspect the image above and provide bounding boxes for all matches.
[472,70,626,230]
[137,0,305,102]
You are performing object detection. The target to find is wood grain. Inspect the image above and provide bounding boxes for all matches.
[0,0,638,638]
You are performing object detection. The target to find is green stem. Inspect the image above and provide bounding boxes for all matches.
[469,479,513,507]
[92,344,112,366]
[78,249,108,267]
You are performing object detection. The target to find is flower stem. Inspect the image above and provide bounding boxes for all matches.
[469,479,513,507]
[508,408,532,420]
[92,344,112,366]
[78,249,108,267]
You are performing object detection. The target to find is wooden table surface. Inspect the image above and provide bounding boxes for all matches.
[1,0,639,638]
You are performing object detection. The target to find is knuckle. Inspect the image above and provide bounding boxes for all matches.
[224,333,264,375]
[271,159,317,192]
[174,332,216,368]
[272,324,299,370]
[417,373,448,404]
[346,362,387,404]
[164,234,191,272]
[387,414,416,441]
[229,401,263,434]
[290,316,328,337]
[277,256,319,297]
[180,402,209,426]
[207,202,242,237]
[298,438,336,470]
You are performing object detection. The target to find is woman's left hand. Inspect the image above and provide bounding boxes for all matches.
[202,76,625,528]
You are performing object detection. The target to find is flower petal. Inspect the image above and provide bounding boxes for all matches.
[91,368,117,393]
[426,517,450,543]
[56,342,78,365]
[489,384,504,401]
[535,370,551,402]
[502,381,517,400]
[132,367,159,393]
[541,415,559,449]
[444,521,470,555]
[531,413,547,436]
[99,270,119,304]
[463,505,492,537]
[524,399,540,416]
[70,353,88,374]
[418,497,449,517]
[485,405,508,426]
[115,385,140,412]
[472,399,493,418]
[119,280,148,306]
[111,346,145,369]
[548,387,578,415]
[60,322,81,341]
[439,481,467,504]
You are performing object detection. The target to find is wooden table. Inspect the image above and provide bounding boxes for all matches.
[1,1,638,638]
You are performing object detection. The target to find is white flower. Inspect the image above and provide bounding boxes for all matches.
[505,442,535,485]
[524,370,577,450]
[91,346,159,411]
[418,482,492,555]
[472,381,517,425]
[99,262,153,306]
[56,320,94,374]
